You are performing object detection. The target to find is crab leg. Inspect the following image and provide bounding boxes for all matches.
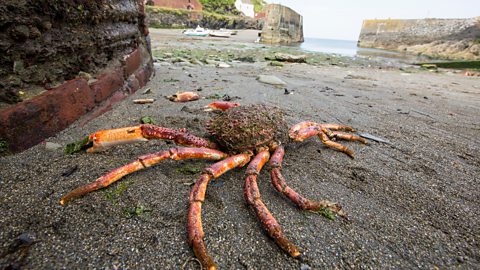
[329,131,368,143]
[86,124,218,152]
[188,154,251,270]
[60,148,227,205]
[269,145,347,219]
[289,122,367,158]
[244,149,301,258]
[289,121,355,136]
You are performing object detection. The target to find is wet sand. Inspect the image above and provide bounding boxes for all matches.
[1,29,479,269]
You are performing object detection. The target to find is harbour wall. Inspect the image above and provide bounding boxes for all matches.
[260,4,304,44]
[358,18,480,60]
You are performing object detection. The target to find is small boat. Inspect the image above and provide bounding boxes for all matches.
[209,30,231,38]
[183,26,210,37]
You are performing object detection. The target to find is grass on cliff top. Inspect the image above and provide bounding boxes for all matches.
[415,60,480,70]
[146,6,244,21]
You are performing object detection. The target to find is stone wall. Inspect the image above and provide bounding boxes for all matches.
[0,0,154,153]
[146,6,261,30]
[358,17,480,60]
[260,4,303,44]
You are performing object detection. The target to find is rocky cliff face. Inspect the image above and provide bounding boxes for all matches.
[260,4,303,44]
[146,6,261,30]
[358,18,480,60]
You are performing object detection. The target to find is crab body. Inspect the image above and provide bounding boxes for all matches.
[206,104,287,152]
[60,102,368,270]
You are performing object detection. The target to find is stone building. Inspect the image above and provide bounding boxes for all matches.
[235,0,255,18]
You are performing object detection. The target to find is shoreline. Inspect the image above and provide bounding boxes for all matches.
[150,28,479,68]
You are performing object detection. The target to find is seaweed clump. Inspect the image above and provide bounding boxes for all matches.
[206,104,288,152]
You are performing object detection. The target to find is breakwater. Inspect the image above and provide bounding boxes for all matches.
[358,17,480,60]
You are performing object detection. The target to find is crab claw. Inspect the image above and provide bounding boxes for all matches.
[167,91,200,102]
[204,101,240,111]
[87,126,148,153]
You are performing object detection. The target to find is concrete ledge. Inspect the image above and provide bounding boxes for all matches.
[0,44,153,153]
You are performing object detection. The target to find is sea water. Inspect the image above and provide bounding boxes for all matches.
[301,38,358,56]
[299,37,428,62]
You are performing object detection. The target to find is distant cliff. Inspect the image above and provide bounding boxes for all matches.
[358,17,480,60]
[260,4,303,44]
[146,6,260,30]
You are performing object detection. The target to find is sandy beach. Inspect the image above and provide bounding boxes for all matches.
[1,29,479,269]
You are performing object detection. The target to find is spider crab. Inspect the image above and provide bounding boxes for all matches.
[60,101,367,269]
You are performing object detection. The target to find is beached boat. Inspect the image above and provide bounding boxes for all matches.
[183,26,210,37]
[209,30,231,38]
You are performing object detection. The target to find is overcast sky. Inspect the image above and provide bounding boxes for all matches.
[266,0,480,40]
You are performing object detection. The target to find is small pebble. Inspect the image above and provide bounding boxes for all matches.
[300,264,311,270]
[45,142,62,151]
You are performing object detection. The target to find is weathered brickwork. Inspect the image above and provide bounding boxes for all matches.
[0,0,154,152]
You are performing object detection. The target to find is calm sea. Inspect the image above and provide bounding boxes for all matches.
[299,37,428,62]
[301,38,358,56]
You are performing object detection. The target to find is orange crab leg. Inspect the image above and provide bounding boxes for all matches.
[205,101,240,111]
[318,132,355,158]
[321,123,355,132]
[289,125,321,142]
[244,149,301,258]
[289,122,367,158]
[269,145,347,219]
[330,131,368,144]
[289,121,356,142]
[60,148,227,205]
[86,124,218,152]
[188,154,251,270]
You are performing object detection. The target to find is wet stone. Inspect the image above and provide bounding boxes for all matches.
[45,142,62,151]
[257,75,287,86]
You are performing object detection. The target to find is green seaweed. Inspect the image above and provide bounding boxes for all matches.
[64,136,91,154]
[316,208,336,221]
[0,139,9,155]
[415,61,480,70]
[140,116,156,125]
[205,93,223,99]
[270,61,284,67]
[104,180,131,206]
[123,205,152,218]
[163,78,180,83]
